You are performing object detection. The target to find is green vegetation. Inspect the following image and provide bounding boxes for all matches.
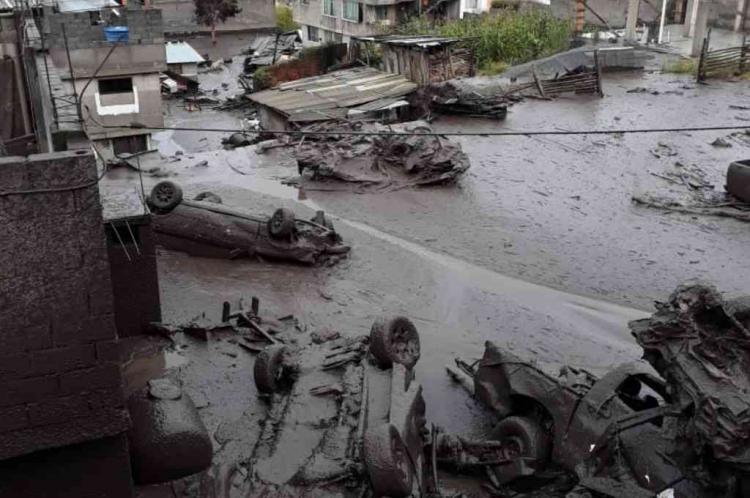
[478,60,509,76]
[662,58,697,74]
[253,66,272,91]
[276,4,299,32]
[393,11,571,75]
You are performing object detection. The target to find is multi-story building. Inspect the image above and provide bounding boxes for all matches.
[37,4,167,158]
[293,0,419,44]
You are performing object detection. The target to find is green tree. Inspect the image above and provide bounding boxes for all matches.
[194,0,241,45]
[276,4,299,32]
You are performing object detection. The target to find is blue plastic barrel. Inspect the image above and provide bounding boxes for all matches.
[104,26,129,42]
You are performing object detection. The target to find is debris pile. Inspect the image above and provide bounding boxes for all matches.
[281,120,470,190]
[417,81,519,119]
[630,283,750,490]
[243,32,301,73]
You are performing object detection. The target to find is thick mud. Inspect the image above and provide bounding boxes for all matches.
[121,54,750,497]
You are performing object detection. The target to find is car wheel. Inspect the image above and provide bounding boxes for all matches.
[149,181,183,213]
[194,191,223,204]
[253,345,288,394]
[267,208,296,240]
[490,415,550,484]
[363,424,414,498]
[726,160,750,203]
[369,316,421,370]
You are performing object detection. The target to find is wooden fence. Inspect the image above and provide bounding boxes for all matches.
[697,34,749,83]
[532,50,603,98]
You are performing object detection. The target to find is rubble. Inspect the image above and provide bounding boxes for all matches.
[280,120,469,190]
[416,80,519,119]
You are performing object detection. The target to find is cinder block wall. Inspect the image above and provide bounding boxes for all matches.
[45,7,165,50]
[0,151,133,497]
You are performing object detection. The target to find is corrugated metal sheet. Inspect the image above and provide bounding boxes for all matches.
[165,41,204,64]
[351,34,461,49]
[248,67,417,123]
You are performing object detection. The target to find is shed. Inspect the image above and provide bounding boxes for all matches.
[350,35,475,86]
[247,66,418,130]
[165,41,204,78]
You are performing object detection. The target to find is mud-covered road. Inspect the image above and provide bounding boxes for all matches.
[118,54,750,495]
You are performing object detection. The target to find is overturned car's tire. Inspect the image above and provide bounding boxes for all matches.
[268,208,296,240]
[726,160,750,203]
[363,424,414,498]
[149,181,183,213]
[490,415,550,484]
[254,345,288,394]
[369,316,420,370]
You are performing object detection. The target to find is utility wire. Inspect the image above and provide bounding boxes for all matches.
[102,123,750,137]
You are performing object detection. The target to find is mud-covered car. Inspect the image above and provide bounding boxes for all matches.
[246,316,428,498]
[448,345,701,497]
[147,181,350,264]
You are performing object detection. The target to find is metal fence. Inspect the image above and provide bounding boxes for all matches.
[697,34,750,83]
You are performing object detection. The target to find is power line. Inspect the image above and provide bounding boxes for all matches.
[102,123,750,137]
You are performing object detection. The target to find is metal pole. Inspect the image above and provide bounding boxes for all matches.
[60,24,80,123]
[658,0,667,43]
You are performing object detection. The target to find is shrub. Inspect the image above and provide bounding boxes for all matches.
[393,11,571,72]
[276,4,299,32]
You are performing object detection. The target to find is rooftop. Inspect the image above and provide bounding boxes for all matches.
[165,41,204,65]
[247,66,417,123]
[351,34,463,49]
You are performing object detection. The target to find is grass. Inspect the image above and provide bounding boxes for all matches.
[276,4,299,32]
[391,11,571,75]
[662,58,697,74]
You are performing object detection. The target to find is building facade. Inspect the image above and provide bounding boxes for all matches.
[293,0,419,44]
[40,5,166,159]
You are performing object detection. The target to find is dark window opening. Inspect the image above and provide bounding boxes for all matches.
[89,11,102,25]
[112,134,148,156]
[106,222,141,247]
[98,77,133,95]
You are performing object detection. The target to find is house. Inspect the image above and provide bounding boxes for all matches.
[293,0,419,45]
[39,4,167,158]
[247,66,417,129]
[165,40,204,78]
[349,35,476,85]
[425,0,491,20]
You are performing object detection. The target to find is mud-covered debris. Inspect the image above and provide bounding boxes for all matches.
[627,86,660,95]
[630,283,750,469]
[311,328,340,344]
[292,120,469,190]
[416,81,519,119]
[710,137,733,147]
[148,378,182,400]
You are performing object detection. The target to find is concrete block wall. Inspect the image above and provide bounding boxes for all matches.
[45,8,165,51]
[0,151,131,464]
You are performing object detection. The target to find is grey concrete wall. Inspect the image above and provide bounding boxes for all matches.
[151,0,276,34]
[0,151,131,465]
[295,0,412,42]
[550,0,659,28]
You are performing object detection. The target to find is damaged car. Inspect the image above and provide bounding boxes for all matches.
[147,181,350,264]
[245,316,428,497]
[446,283,750,497]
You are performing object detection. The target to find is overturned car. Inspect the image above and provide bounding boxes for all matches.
[246,316,429,497]
[447,283,750,497]
[147,181,350,265]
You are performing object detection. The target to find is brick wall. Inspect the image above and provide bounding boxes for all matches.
[0,151,131,463]
[45,7,165,51]
[107,219,162,338]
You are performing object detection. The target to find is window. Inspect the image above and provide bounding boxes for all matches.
[323,0,335,16]
[374,5,388,20]
[89,11,103,25]
[343,0,361,22]
[308,25,320,42]
[98,77,133,95]
[112,134,148,156]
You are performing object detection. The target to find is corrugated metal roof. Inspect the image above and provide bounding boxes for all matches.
[248,67,417,123]
[165,41,204,64]
[351,34,462,49]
